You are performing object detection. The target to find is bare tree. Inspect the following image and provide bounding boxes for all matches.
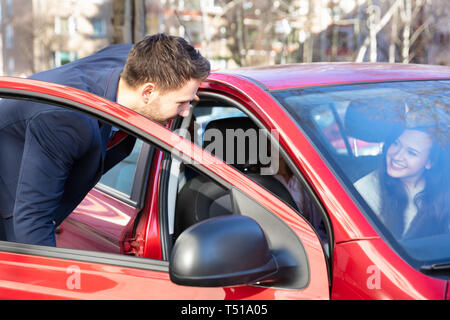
[10,8,67,74]
[147,0,448,66]
[389,3,399,62]
[355,0,437,64]
[210,0,301,67]
[112,0,146,44]
[356,0,403,62]
[399,0,434,63]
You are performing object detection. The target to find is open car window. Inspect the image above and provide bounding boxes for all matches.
[169,96,331,257]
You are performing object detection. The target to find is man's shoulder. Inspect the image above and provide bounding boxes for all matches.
[65,43,132,69]
[67,43,132,69]
[29,44,132,92]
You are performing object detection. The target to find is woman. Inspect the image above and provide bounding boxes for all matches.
[355,127,449,239]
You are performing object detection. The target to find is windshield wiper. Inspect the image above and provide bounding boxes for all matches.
[420,263,450,275]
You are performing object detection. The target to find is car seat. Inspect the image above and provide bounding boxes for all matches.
[340,101,389,182]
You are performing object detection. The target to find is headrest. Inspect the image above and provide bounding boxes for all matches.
[203,117,269,172]
[344,100,450,148]
[344,101,398,142]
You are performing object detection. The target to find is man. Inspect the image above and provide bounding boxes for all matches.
[0,33,210,246]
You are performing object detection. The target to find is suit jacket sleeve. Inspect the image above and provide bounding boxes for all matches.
[13,110,93,246]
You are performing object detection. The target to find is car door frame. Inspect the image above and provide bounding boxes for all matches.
[0,77,330,299]
[172,88,335,276]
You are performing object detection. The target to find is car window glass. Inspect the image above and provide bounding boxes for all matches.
[273,80,450,268]
[98,138,144,196]
[310,103,382,156]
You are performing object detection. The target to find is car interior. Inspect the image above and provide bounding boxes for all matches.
[173,116,299,240]
[165,95,331,257]
[304,101,385,184]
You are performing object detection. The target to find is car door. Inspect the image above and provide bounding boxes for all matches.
[0,78,329,299]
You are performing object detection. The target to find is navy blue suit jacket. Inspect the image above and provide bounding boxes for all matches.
[0,44,135,246]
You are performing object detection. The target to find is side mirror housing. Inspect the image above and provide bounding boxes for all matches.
[169,215,279,287]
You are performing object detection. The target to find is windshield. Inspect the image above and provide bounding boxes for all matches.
[272,80,450,269]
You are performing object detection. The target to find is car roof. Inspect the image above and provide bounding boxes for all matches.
[212,63,450,91]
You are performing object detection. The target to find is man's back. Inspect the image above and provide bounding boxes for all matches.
[0,44,132,245]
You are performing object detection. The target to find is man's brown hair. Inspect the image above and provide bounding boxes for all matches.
[121,33,210,92]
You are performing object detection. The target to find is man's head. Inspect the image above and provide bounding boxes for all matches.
[118,33,210,125]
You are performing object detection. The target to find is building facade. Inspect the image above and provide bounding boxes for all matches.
[0,0,113,77]
[0,0,447,77]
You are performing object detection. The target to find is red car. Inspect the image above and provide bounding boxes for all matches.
[0,63,449,300]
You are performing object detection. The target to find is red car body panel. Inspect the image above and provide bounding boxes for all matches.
[332,239,446,300]
[0,62,449,299]
[447,283,450,300]
[139,150,164,260]
[56,189,140,254]
[221,63,450,90]
[0,250,326,300]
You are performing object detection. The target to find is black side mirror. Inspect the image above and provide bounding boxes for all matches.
[169,215,279,287]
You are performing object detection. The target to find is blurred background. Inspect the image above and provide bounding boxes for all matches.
[0,0,448,77]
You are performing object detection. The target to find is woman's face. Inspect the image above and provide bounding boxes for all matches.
[386,129,433,185]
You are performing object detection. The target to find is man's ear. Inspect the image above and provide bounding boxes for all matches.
[141,82,156,104]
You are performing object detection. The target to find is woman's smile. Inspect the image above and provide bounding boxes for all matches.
[386,129,432,187]
[389,158,407,171]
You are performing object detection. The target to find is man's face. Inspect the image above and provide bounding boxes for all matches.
[140,78,201,126]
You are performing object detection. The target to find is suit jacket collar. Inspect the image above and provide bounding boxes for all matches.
[102,67,122,103]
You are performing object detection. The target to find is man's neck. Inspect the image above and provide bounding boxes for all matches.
[117,77,138,110]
